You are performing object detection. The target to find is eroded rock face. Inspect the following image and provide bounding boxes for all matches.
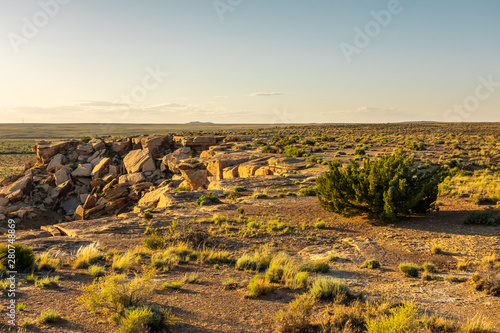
[162,147,192,174]
[178,162,208,190]
[106,138,131,154]
[91,158,111,180]
[137,186,171,208]
[173,136,224,153]
[205,153,249,182]
[36,141,74,163]
[140,135,172,157]
[123,149,155,174]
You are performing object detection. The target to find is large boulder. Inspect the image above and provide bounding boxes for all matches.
[140,135,172,157]
[178,162,208,190]
[91,158,111,179]
[237,157,271,178]
[137,186,171,208]
[36,141,72,163]
[162,147,191,174]
[123,149,155,174]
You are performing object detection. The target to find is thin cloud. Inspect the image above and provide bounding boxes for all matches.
[248,92,284,97]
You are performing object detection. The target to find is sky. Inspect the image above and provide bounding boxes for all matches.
[0,0,499,124]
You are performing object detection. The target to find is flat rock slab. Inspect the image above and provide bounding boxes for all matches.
[53,216,146,237]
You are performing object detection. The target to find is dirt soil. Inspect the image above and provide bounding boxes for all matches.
[1,193,500,332]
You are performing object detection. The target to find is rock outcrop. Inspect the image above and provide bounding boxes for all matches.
[0,134,312,224]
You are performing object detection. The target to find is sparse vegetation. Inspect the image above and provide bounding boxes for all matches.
[360,259,381,269]
[196,192,221,206]
[247,274,273,298]
[399,263,420,277]
[73,243,104,269]
[79,271,155,315]
[309,277,349,300]
[39,309,62,324]
[0,243,35,271]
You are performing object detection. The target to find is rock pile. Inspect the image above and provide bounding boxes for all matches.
[0,134,307,223]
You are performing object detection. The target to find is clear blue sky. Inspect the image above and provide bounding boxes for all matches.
[0,0,499,124]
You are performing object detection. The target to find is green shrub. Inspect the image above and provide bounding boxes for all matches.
[265,252,303,288]
[120,305,164,333]
[465,209,500,225]
[283,146,306,158]
[316,153,445,221]
[471,272,500,296]
[16,303,26,311]
[223,278,239,290]
[35,275,60,288]
[39,309,61,324]
[80,136,92,143]
[303,260,330,273]
[173,185,191,192]
[73,243,104,269]
[314,221,326,229]
[236,250,272,271]
[0,243,35,271]
[294,272,309,287]
[143,230,165,250]
[24,274,37,283]
[162,281,182,290]
[354,146,366,155]
[196,192,221,206]
[298,186,316,197]
[309,278,349,299]
[88,265,106,278]
[143,210,153,221]
[404,140,425,151]
[237,207,245,215]
[112,251,136,273]
[247,274,272,298]
[421,262,436,273]
[36,252,60,271]
[366,301,420,333]
[79,272,155,314]
[262,145,277,154]
[431,246,443,254]
[360,259,381,269]
[399,263,420,277]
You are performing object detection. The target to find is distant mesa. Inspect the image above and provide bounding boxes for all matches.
[187,121,214,124]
